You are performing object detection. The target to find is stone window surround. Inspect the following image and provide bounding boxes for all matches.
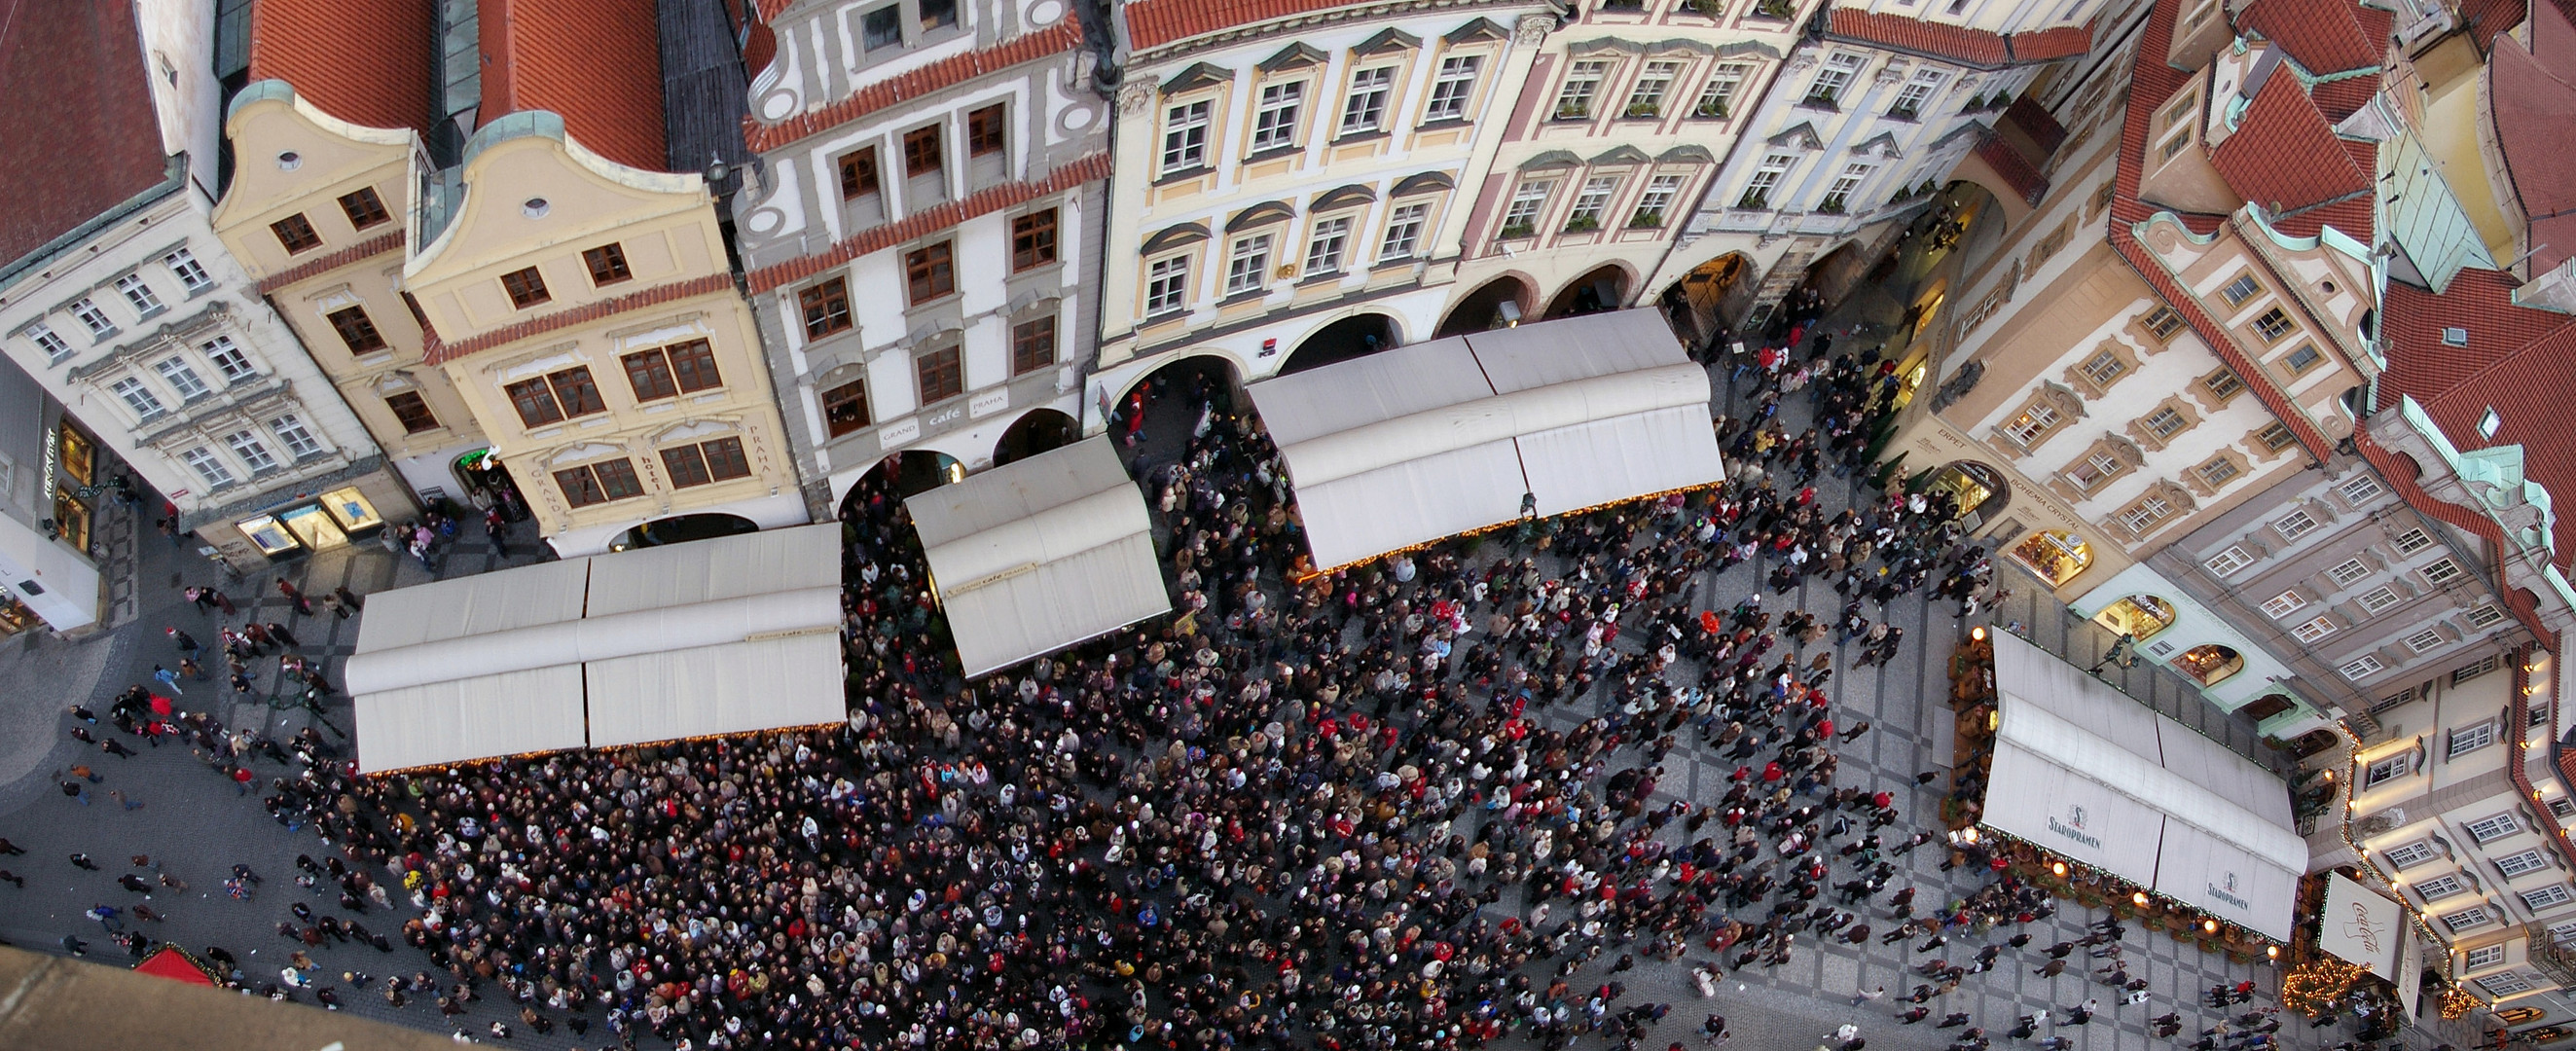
[2124,393,2200,452]
[2063,337,2142,398]
[1990,381,2085,456]
[2181,446,2251,499]
[2047,432,2144,502]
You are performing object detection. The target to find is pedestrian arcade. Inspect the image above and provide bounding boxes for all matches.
[344,524,847,773]
[1967,631,2306,941]
[907,437,1171,678]
[1247,309,1726,574]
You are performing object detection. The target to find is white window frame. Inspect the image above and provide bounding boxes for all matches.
[2357,585,2404,614]
[154,356,208,401]
[1379,202,1428,262]
[1424,55,1480,121]
[2467,604,2506,629]
[1625,60,1680,117]
[2274,510,2320,540]
[1740,153,1793,209]
[2442,905,2495,932]
[2449,722,2495,758]
[1556,60,1609,119]
[23,322,69,360]
[1251,81,1304,151]
[1501,180,1553,235]
[115,273,163,314]
[1805,53,1865,106]
[2340,475,2386,504]
[109,377,164,418]
[1694,63,1748,118]
[2406,628,2447,654]
[180,446,236,489]
[70,297,113,336]
[201,337,255,383]
[1340,65,1396,134]
[2291,615,2338,643]
[2414,874,2465,900]
[2394,527,2435,555]
[1224,235,1273,296]
[2260,589,2308,618]
[2341,653,2387,680]
[2327,558,2372,587]
[1819,163,1871,213]
[2001,401,2060,447]
[2524,885,2574,912]
[2118,495,2173,534]
[2203,545,2254,576]
[2381,840,2438,868]
[1631,173,1684,227]
[2467,813,2522,844]
[2466,944,2507,970]
[2364,752,2413,786]
[1162,99,1212,172]
[1567,175,1617,228]
[225,429,279,475]
[2477,970,2532,996]
[2422,558,2466,586]
[1144,255,1191,316]
[2498,850,2553,878]
[1302,216,1352,276]
[270,414,322,459]
[163,247,211,292]
[1888,69,1944,117]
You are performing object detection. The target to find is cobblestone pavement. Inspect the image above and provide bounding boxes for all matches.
[0,339,2451,1047]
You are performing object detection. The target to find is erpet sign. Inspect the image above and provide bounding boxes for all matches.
[2320,872,2404,979]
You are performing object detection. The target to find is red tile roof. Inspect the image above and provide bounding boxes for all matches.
[2304,75,2376,122]
[2391,315,2576,570]
[2374,269,2570,412]
[2008,25,2094,62]
[745,151,1110,292]
[423,272,735,364]
[2353,428,2555,641]
[745,20,1083,152]
[255,231,409,297]
[478,0,670,172]
[2106,0,2334,462]
[0,0,174,276]
[247,0,437,136]
[1828,9,2010,66]
[2487,1,2576,272]
[2459,0,2528,54]
[2237,0,2386,74]
[2207,71,2370,218]
[1125,0,1385,52]
[2002,94,2069,155]
[1972,129,2050,206]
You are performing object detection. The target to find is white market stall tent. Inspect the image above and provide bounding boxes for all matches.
[1980,631,2307,941]
[1248,309,1725,572]
[907,437,1172,678]
[345,525,846,773]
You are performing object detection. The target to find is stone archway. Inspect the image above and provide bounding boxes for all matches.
[607,513,760,553]
[1279,313,1401,376]
[1657,252,1759,353]
[1542,264,1632,321]
[993,408,1079,467]
[838,449,963,522]
[1436,275,1534,339]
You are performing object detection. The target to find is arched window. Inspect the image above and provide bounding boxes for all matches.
[2092,595,2175,642]
[2011,529,2092,586]
[2173,644,2243,686]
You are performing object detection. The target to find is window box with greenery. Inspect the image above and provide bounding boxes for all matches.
[1816,196,1849,215]
[1755,0,1794,16]
[1555,100,1593,121]
[1688,0,1726,14]
[1629,210,1665,229]
[1496,222,1537,240]
[1887,103,1920,122]
[1801,88,1840,110]
[1562,216,1602,234]
[1624,101,1661,119]
[1736,191,1770,210]
[1694,97,1728,119]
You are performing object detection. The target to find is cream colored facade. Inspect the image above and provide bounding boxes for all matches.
[213,84,490,506]
[402,117,806,557]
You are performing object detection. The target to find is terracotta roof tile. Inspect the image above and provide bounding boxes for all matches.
[254,230,408,297]
[2487,11,2576,272]
[2207,72,2370,218]
[2002,94,2069,154]
[423,272,735,365]
[1125,0,1384,51]
[2008,25,2094,62]
[1827,9,2010,67]
[2353,429,2556,643]
[2459,0,2529,52]
[2107,0,2333,462]
[2374,269,2570,412]
[1972,129,2050,206]
[0,0,172,278]
[2305,75,2376,121]
[248,0,437,136]
[2399,317,2576,570]
[479,0,670,172]
[2238,0,2384,74]
[745,151,1109,292]
[745,20,1082,152]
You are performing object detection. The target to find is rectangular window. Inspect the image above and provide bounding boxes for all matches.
[2329,558,2373,587]
[2261,589,2308,618]
[1252,81,1304,150]
[2414,875,2465,900]
[270,414,321,458]
[180,447,234,489]
[822,379,871,437]
[2500,850,2554,878]
[2556,921,2576,946]
[916,345,962,404]
[799,277,853,338]
[2283,343,2324,373]
[1011,209,1059,272]
[2468,814,2522,843]
[1304,216,1352,274]
[2467,603,2506,629]
[2405,628,2447,653]
[24,323,69,359]
[1145,256,1190,315]
[2199,367,2244,402]
[2220,273,2261,306]
[2394,527,2435,555]
[1381,202,1429,260]
[386,391,440,434]
[2143,406,2187,439]
[2274,510,2320,540]
[2291,613,2339,643]
[163,248,211,291]
[2422,558,2466,586]
[1225,235,1273,295]
[1740,154,1792,209]
[500,267,551,308]
[511,367,602,427]
[904,241,957,306]
[225,429,278,474]
[1012,314,1057,376]
[2357,585,2404,613]
[2381,840,2437,867]
[1632,174,1684,228]
[1694,63,1748,118]
[2442,905,2494,932]
[1819,163,1869,213]
[2525,885,2574,911]
[2451,723,2497,757]
[1502,181,1553,235]
[1341,66,1394,133]
[1425,55,1480,121]
[2258,421,2300,451]
[2163,92,2199,130]
[2065,450,2124,489]
[1888,70,1943,118]
[272,213,322,253]
[1556,60,1608,119]
[668,340,721,393]
[2002,402,2060,446]
[2203,545,2254,576]
[1567,176,1617,229]
[582,243,633,286]
[1625,60,1680,117]
[2196,455,2241,488]
[2119,495,2174,534]
[503,379,562,428]
[339,187,391,230]
[2453,654,2502,684]
[920,0,957,29]
[1162,100,1211,170]
[155,357,209,401]
[71,298,112,335]
[110,377,164,417]
[201,337,253,382]
[2476,972,2532,997]
[839,147,882,199]
[556,459,643,508]
[2339,475,2386,504]
[903,126,943,177]
[2252,307,2297,342]
[328,306,387,353]
[703,436,752,482]
[662,438,752,489]
[2142,306,2186,342]
[1805,53,1865,106]
[622,348,678,402]
[966,103,1005,157]
[862,5,900,49]
[2465,945,2506,971]
[2341,653,2387,679]
[2365,753,2413,787]
[2080,348,2127,387]
[115,274,163,314]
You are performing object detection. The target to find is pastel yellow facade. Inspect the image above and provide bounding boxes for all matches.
[402,117,807,556]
